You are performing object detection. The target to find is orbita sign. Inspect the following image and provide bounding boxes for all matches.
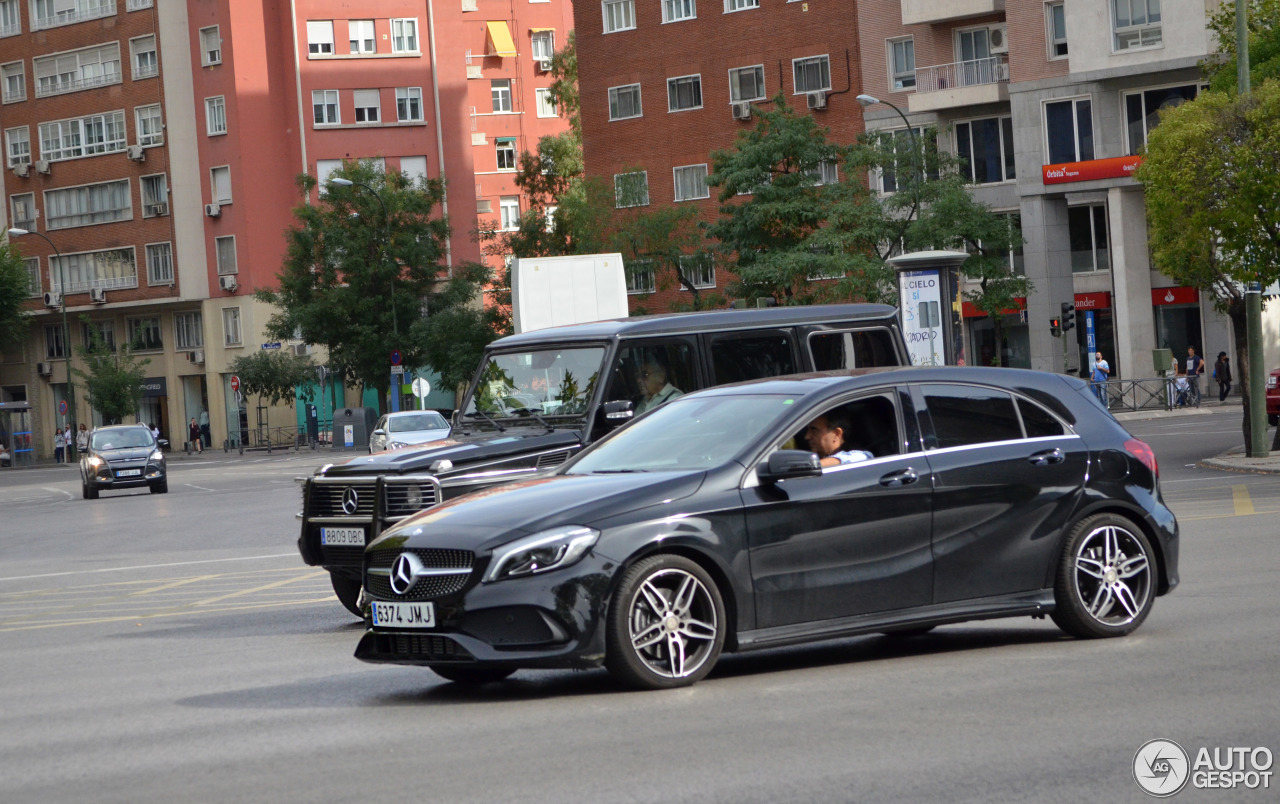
[889,251,968,367]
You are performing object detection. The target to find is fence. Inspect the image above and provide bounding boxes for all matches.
[1093,375,1200,412]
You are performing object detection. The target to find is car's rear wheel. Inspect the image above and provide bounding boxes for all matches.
[329,571,364,618]
[605,554,726,690]
[428,666,515,685]
[149,480,168,494]
[1051,514,1155,639]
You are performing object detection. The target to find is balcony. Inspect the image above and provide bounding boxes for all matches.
[1,22,20,38]
[35,66,122,99]
[908,55,1009,114]
[901,0,1004,26]
[31,1,116,31]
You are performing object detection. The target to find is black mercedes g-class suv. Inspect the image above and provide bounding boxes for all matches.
[298,303,909,615]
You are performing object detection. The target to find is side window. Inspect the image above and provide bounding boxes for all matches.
[606,341,699,413]
[809,328,901,370]
[1018,397,1066,438]
[709,332,796,385]
[921,384,1021,449]
[783,393,901,463]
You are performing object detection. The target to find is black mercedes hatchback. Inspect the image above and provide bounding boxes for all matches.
[356,367,1179,689]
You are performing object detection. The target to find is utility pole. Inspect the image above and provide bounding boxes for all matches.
[1238,1,1268,457]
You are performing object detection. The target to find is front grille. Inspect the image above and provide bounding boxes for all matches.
[376,633,473,661]
[536,450,569,469]
[367,548,476,600]
[307,479,377,517]
[382,479,440,519]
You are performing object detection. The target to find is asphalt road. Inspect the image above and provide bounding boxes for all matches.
[1,422,1276,803]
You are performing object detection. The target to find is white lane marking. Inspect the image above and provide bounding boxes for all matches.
[41,486,74,499]
[0,553,300,583]
[185,484,216,492]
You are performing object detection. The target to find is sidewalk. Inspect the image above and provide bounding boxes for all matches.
[1110,396,1280,474]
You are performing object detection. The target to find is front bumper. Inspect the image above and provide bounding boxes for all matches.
[88,462,164,489]
[354,552,614,669]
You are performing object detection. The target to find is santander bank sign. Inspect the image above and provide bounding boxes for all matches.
[1043,155,1143,185]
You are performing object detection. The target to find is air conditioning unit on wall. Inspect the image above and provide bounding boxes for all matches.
[89,287,107,304]
[538,58,553,72]
[12,162,30,178]
[43,291,61,308]
[731,102,752,120]
[807,91,828,111]
[205,203,221,217]
[37,362,53,376]
[990,24,1009,54]
[219,275,238,292]
[127,144,146,161]
[189,349,205,364]
[292,343,310,357]
[34,160,51,174]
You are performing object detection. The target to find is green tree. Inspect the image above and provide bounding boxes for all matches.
[228,350,316,408]
[410,261,510,395]
[0,242,32,354]
[259,160,495,413]
[71,317,149,423]
[1205,1,1280,93]
[1136,80,1280,454]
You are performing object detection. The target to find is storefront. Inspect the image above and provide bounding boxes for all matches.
[0,400,33,468]
[1152,286,1204,371]
[137,377,169,443]
[962,301,1030,368]
[1074,292,1117,379]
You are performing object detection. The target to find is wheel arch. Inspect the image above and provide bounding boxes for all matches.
[609,541,742,652]
[1053,503,1172,595]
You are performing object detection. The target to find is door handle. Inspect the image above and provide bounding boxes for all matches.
[879,468,918,487]
[1028,448,1065,466]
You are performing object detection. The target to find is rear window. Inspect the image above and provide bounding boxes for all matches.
[1018,398,1066,438]
[921,384,1021,449]
[809,329,901,370]
[709,333,796,385]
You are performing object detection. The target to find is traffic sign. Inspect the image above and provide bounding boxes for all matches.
[411,378,431,399]
[390,365,405,375]
[59,399,68,416]
[230,375,240,393]
[390,349,403,366]
[261,342,282,350]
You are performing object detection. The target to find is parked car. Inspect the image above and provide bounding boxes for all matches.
[369,411,452,454]
[355,366,1180,689]
[1267,368,1279,426]
[79,424,167,499]
[298,304,910,615]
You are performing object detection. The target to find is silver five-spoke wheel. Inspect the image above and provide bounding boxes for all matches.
[607,554,726,689]
[1053,514,1157,638]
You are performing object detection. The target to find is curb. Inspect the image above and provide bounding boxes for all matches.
[1197,455,1280,475]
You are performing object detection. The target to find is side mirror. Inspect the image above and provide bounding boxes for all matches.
[428,459,453,473]
[758,450,823,484]
[372,428,386,436]
[602,400,634,425]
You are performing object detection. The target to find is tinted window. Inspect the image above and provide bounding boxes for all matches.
[800,394,900,458]
[809,329,900,371]
[921,384,1021,449]
[1017,398,1065,438]
[605,341,698,409]
[710,333,795,385]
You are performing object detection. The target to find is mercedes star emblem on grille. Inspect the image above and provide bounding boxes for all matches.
[390,552,424,595]
[341,487,360,515]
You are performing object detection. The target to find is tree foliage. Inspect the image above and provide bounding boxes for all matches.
[410,261,510,392]
[0,242,32,354]
[259,160,501,412]
[1136,79,1280,452]
[1206,0,1280,93]
[228,350,316,408]
[71,317,149,423]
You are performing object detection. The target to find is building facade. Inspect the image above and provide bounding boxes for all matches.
[0,0,572,459]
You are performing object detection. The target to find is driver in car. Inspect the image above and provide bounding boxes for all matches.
[805,411,873,468]
[635,356,683,414]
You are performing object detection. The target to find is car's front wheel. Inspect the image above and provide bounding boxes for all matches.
[428,666,515,685]
[605,554,726,690]
[82,480,98,500]
[1051,514,1155,639]
[149,480,168,494]
[329,571,363,618]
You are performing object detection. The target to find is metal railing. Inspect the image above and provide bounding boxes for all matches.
[31,1,116,31]
[915,55,1009,94]
[1092,375,1203,412]
[35,67,121,98]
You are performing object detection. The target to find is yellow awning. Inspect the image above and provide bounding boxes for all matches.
[486,21,517,57]
[530,27,555,32]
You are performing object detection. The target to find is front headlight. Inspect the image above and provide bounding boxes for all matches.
[86,456,103,468]
[149,450,164,461]
[483,526,600,583]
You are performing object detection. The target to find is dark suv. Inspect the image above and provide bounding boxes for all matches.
[297,304,909,615]
[79,425,167,498]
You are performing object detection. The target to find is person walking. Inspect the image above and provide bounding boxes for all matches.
[54,427,66,463]
[1090,351,1111,406]
[189,417,203,454]
[75,423,89,455]
[1185,346,1205,407]
[1213,351,1233,402]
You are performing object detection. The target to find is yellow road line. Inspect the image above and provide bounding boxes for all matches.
[128,575,219,597]
[190,571,327,606]
[0,596,337,632]
[1232,485,1256,516]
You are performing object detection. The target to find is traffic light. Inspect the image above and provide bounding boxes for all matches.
[1061,302,1076,333]
[1049,317,1061,337]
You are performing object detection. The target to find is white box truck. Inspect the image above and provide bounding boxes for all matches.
[511,253,628,334]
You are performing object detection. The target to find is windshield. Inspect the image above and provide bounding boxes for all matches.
[91,429,154,450]
[568,394,794,473]
[388,412,448,433]
[464,346,605,419]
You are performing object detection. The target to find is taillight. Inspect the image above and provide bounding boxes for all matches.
[1124,438,1158,478]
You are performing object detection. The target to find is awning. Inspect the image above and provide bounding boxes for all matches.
[486,21,517,57]
[530,27,555,32]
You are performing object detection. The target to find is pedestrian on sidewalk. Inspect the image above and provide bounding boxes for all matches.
[189,417,203,454]
[1091,351,1111,406]
[1186,346,1205,407]
[54,427,66,463]
[75,423,89,455]
[1214,351,1233,402]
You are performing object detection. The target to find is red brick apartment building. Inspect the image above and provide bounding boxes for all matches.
[0,0,572,460]
[575,0,867,312]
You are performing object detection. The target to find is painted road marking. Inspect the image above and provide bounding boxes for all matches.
[0,553,299,583]
[1232,485,1256,516]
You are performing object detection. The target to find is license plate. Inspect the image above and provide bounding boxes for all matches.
[321,527,365,546]
[116,469,141,477]
[372,601,435,628]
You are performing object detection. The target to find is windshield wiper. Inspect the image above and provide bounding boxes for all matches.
[512,408,555,432]
[464,410,506,432]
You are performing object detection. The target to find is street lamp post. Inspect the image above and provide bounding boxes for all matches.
[856,94,922,226]
[8,227,77,461]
